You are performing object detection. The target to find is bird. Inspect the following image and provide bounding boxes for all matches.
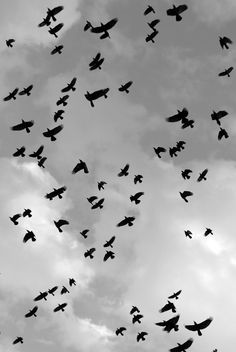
[185,230,192,239]
[148,19,160,30]
[51,45,64,55]
[103,236,116,248]
[48,23,64,38]
[169,338,193,352]
[54,110,65,122]
[10,213,21,225]
[23,230,36,243]
[219,36,233,49]
[185,317,213,336]
[87,196,98,204]
[166,108,188,123]
[181,169,192,180]
[89,52,105,70]
[103,250,115,261]
[47,6,64,21]
[145,29,159,43]
[61,286,70,295]
[179,191,193,202]
[18,85,33,96]
[3,87,19,101]
[43,125,64,141]
[54,219,69,233]
[69,278,76,286]
[204,228,213,236]
[13,146,26,157]
[115,327,126,336]
[168,290,182,299]
[38,15,51,27]
[181,117,194,129]
[132,314,143,324]
[169,147,178,157]
[56,95,69,106]
[154,146,166,158]
[38,157,47,168]
[80,229,89,239]
[197,169,208,182]
[130,192,144,204]
[211,110,228,126]
[218,66,234,77]
[118,164,129,177]
[137,332,148,342]
[218,127,229,140]
[11,119,34,133]
[118,81,133,94]
[144,5,155,15]
[13,337,23,344]
[48,286,58,296]
[61,78,77,93]
[29,145,44,159]
[91,198,104,209]
[84,248,96,259]
[22,209,32,217]
[134,174,143,184]
[85,88,110,107]
[117,216,135,227]
[34,291,48,301]
[166,4,188,21]
[155,315,180,333]
[25,306,38,318]
[45,186,67,200]
[53,303,67,312]
[72,159,89,174]
[159,301,176,313]
[6,38,15,47]
[176,140,186,151]
[98,181,107,191]
[130,306,140,315]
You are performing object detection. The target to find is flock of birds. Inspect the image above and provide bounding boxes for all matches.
[2,2,232,351]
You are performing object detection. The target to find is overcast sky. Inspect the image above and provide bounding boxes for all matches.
[1,0,236,351]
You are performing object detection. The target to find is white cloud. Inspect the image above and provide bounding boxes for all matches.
[191,0,236,24]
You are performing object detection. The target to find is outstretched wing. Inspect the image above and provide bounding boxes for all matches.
[177,4,188,14]
[197,317,213,330]
[185,323,197,331]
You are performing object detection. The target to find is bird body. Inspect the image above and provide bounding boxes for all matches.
[54,219,69,233]
[118,81,133,93]
[91,198,105,209]
[104,236,116,248]
[10,213,21,225]
[51,45,64,55]
[13,337,23,344]
[148,19,160,30]
[167,4,188,21]
[179,191,193,202]
[218,127,229,140]
[80,229,89,238]
[29,145,44,159]
[168,290,182,299]
[72,159,89,174]
[134,174,143,184]
[155,315,180,333]
[130,305,140,315]
[34,291,48,301]
[204,228,213,236]
[154,146,166,158]
[197,169,208,182]
[19,85,33,96]
[169,338,193,352]
[85,88,109,107]
[38,157,47,168]
[84,248,96,259]
[48,23,64,38]
[132,314,143,324]
[159,300,176,313]
[13,146,26,157]
[3,88,19,101]
[53,302,67,312]
[48,286,58,296]
[137,331,148,342]
[69,278,76,286]
[103,250,115,261]
[87,196,98,204]
[23,230,36,243]
[181,169,192,180]
[61,78,77,92]
[61,286,69,294]
[219,36,233,49]
[43,124,64,141]
[130,192,144,204]
[11,119,34,133]
[185,230,192,239]
[118,163,130,176]
[185,317,213,336]
[56,95,69,106]
[145,30,158,43]
[6,39,15,47]
[211,110,228,126]
[25,306,38,318]
[117,216,135,227]
[144,5,155,15]
[116,327,126,336]
[218,66,234,77]
[47,6,64,21]
[45,186,66,200]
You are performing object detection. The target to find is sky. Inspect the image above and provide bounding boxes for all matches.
[0,0,236,351]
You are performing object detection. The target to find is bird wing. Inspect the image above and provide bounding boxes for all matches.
[117,218,127,227]
[184,191,193,196]
[185,323,197,331]
[52,124,64,135]
[166,112,183,122]
[11,123,24,131]
[177,4,188,14]
[197,317,213,329]
[166,8,176,16]
[217,110,228,118]
[59,219,69,226]
[225,36,233,44]
[181,338,194,349]
[155,321,166,326]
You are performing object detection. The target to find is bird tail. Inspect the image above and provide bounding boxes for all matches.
[197,330,202,336]
[90,101,94,108]
[176,14,182,21]
[50,135,56,141]
[130,196,134,202]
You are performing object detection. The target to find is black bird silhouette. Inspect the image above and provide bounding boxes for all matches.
[218,127,229,140]
[54,219,69,233]
[144,5,155,15]
[169,338,193,352]
[118,81,133,93]
[53,302,67,312]
[45,186,67,200]
[204,228,213,236]
[159,301,176,313]
[10,213,21,225]
[185,317,213,336]
[148,19,160,30]
[72,159,89,174]
[179,191,193,202]
[13,337,23,344]
[43,124,64,141]
[176,140,186,151]
[38,157,47,168]
[218,66,234,77]
[47,6,64,21]
[56,95,69,106]
[103,250,115,261]
[145,29,159,43]
[132,314,143,324]
[116,327,127,336]
[23,230,36,243]
[3,87,19,101]
[155,315,180,333]
[34,291,48,301]
[51,45,64,55]
[166,108,188,123]
[167,4,188,21]
[130,306,140,315]
[87,196,98,204]
[13,146,26,157]
[185,230,192,239]
[137,331,148,342]
[61,286,70,295]
[169,147,178,157]
[48,23,64,38]
[103,236,116,248]
[54,110,65,122]
[6,39,15,47]
[84,20,92,31]
[134,174,143,184]
[117,216,135,227]
[84,248,96,259]
[91,198,104,209]
[154,146,166,158]
[130,192,144,204]
[11,119,34,133]
[29,145,44,159]
[69,278,76,286]
[98,181,107,190]
[219,36,233,49]
[23,209,32,217]
[90,18,118,39]
[25,305,38,318]
[48,286,58,296]
[197,169,208,182]
[38,15,51,27]
[19,84,33,96]
[211,110,228,126]
[181,117,194,129]
[85,88,109,107]
[118,164,129,176]
[80,229,89,239]
[89,52,104,70]
[168,290,182,299]
[181,169,192,180]
[61,77,77,93]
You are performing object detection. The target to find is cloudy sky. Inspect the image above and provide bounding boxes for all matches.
[1,0,236,351]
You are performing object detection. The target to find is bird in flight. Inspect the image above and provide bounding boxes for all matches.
[169,338,193,352]
[103,236,116,248]
[118,81,133,94]
[218,66,234,77]
[168,290,182,300]
[84,248,96,259]
[115,327,126,336]
[197,169,208,182]
[11,119,34,134]
[154,146,166,158]
[45,186,67,200]
[23,230,36,243]
[179,191,193,203]
[3,87,19,101]
[46,6,64,21]
[89,52,105,70]
[51,45,64,55]
[48,286,58,296]
[85,88,109,107]
[91,198,105,209]
[130,306,140,315]
[155,314,180,333]
[211,110,228,126]
[72,159,89,174]
[54,219,69,233]
[118,163,129,177]
[166,4,188,21]
[145,29,159,43]
[219,36,233,49]
[148,19,160,30]
[56,94,69,107]
[132,314,143,324]
[61,77,77,93]
[13,146,26,158]
[166,108,188,123]
[54,110,65,122]
[185,317,213,336]
[10,213,21,225]
[29,145,44,159]
[85,18,118,39]
[48,23,64,38]
[137,331,148,342]
[144,5,155,15]
[38,157,47,168]
[204,228,213,236]
[181,169,192,180]
[169,147,178,158]
[80,229,89,239]
[134,174,143,184]
[6,38,15,48]
[159,300,176,313]
[117,216,135,227]
[176,140,186,151]
[13,337,23,344]
[43,124,64,141]
[53,303,67,312]
[87,196,98,204]
[185,230,192,239]
[98,181,107,191]
[61,286,70,295]
[103,250,115,261]
[34,291,48,302]
[218,127,229,140]
[25,306,38,318]
[69,278,76,286]
[130,192,144,204]
[19,84,33,96]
